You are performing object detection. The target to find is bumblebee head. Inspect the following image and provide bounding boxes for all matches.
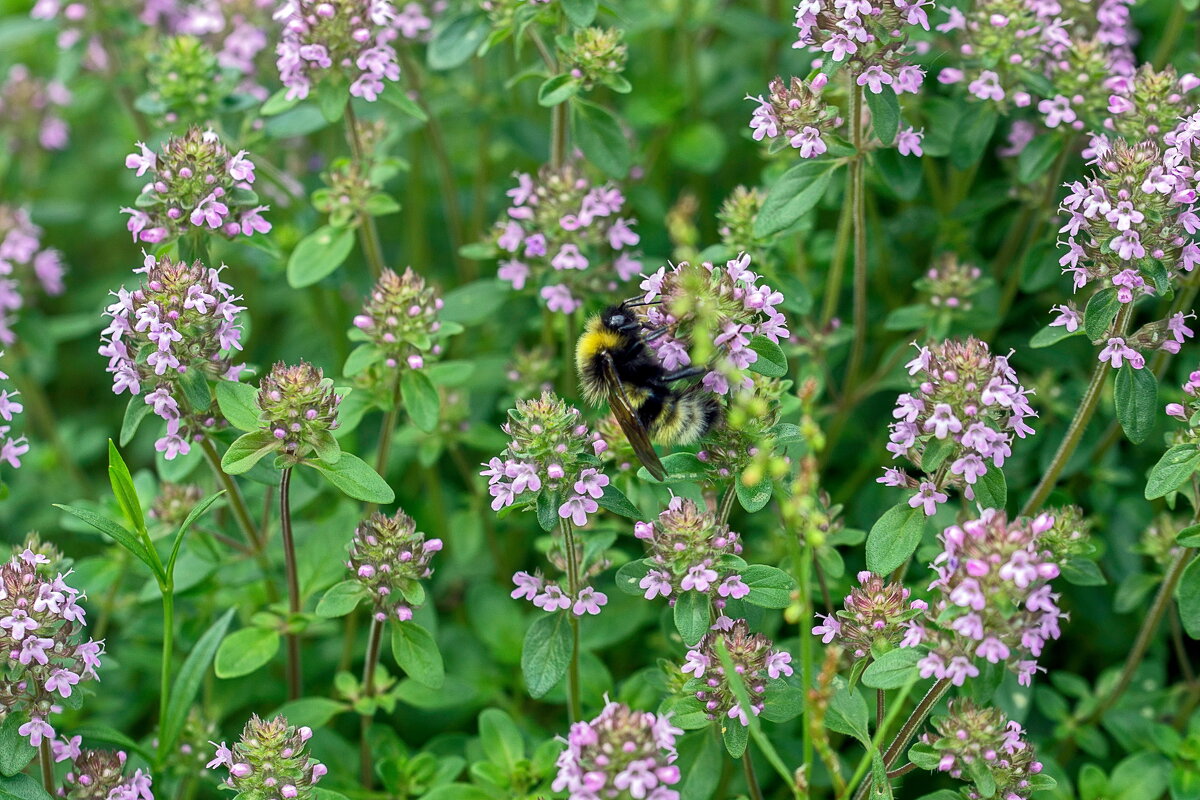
[599,304,641,333]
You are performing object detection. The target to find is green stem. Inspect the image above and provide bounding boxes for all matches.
[820,192,853,328]
[359,616,385,788]
[560,517,583,722]
[160,587,175,731]
[198,436,262,551]
[369,375,402,515]
[845,82,868,390]
[718,483,737,527]
[743,750,765,800]
[529,29,567,169]
[849,679,951,800]
[280,468,302,700]
[1085,547,1195,723]
[1152,2,1188,70]
[344,104,387,279]
[39,739,53,792]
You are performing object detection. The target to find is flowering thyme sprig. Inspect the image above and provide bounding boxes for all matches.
[0,550,104,746]
[485,392,612,616]
[910,701,1050,800]
[637,254,790,396]
[680,619,793,726]
[347,267,452,383]
[207,715,327,800]
[1,204,67,346]
[491,165,642,314]
[99,254,246,460]
[552,700,682,800]
[275,0,405,102]
[900,509,1068,687]
[346,510,442,622]
[57,746,155,800]
[879,338,1036,514]
[812,571,920,660]
[121,127,269,245]
[254,361,343,467]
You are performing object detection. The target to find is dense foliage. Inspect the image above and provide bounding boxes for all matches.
[1,1,1199,800]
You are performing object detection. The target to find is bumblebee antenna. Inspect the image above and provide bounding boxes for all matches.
[621,298,662,308]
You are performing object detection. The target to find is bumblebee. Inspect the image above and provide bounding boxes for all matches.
[576,303,721,480]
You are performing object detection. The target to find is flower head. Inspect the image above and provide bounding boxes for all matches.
[918,701,1045,799]
[256,362,342,465]
[350,267,450,378]
[552,700,682,800]
[206,715,325,800]
[60,748,154,800]
[275,0,405,102]
[684,620,793,726]
[346,510,441,622]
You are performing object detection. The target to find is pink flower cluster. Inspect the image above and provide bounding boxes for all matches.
[0,550,105,747]
[275,0,404,102]
[346,510,442,623]
[632,497,747,619]
[682,619,793,726]
[57,747,155,800]
[793,0,932,89]
[494,165,642,314]
[1103,65,1199,148]
[746,75,841,159]
[140,0,276,100]
[99,254,245,460]
[937,0,1136,133]
[1165,368,1200,425]
[0,64,70,152]
[121,127,270,245]
[920,701,1045,800]
[208,715,326,800]
[637,254,790,396]
[552,700,683,800]
[879,338,1036,514]
[511,571,608,617]
[0,358,28,471]
[1,205,67,347]
[901,509,1065,687]
[811,571,919,659]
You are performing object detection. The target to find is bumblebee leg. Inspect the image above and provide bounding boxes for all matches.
[662,366,706,383]
[643,327,669,342]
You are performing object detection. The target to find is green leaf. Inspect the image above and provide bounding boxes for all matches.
[536,489,560,533]
[614,559,652,596]
[401,370,440,433]
[1083,287,1120,340]
[1017,133,1065,183]
[636,452,707,483]
[309,452,394,503]
[478,708,525,773]
[315,80,346,123]
[560,0,598,26]
[391,621,445,689]
[950,105,998,170]
[973,468,1007,509]
[537,74,581,107]
[921,437,955,472]
[214,626,281,679]
[746,335,787,378]
[595,484,641,518]
[55,504,165,584]
[1114,364,1157,445]
[673,590,710,646]
[754,160,837,238]
[427,12,489,70]
[271,697,347,728]
[159,609,235,758]
[381,86,428,121]
[735,474,773,513]
[216,380,261,432]
[1145,444,1200,499]
[286,225,356,288]
[1060,557,1106,586]
[521,612,573,698]
[861,648,921,689]
[317,580,368,618]
[574,101,632,179]
[178,368,212,414]
[260,88,299,116]
[1177,523,1200,547]
[741,564,796,609]
[722,721,748,759]
[108,440,146,535]
[863,88,899,145]
[167,491,224,578]
[865,503,927,576]
[1030,323,1081,348]
[761,685,805,723]
[120,395,152,446]
[0,716,36,777]
[0,773,53,800]
[221,430,278,475]
[825,685,870,744]
[1177,555,1200,639]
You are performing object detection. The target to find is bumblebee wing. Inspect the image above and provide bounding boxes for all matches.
[599,352,667,481]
